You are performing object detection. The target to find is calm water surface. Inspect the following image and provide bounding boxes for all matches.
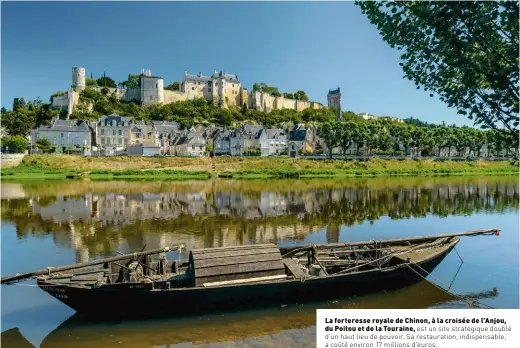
[1,176,518,348]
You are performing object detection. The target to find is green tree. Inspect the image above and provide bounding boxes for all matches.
[34,138,53,153]
[467,128,486,157]
[1,135,28,153]
[377,126,392,153]
[119,74,140,89]
[85,78,97,87]
[318,122,341,159]
[294,90,309,101]
[352,123,369,156]
[13,97,26,112]
[338,121,356,155]
[165,81,181,91]
[454,128,470,157]
[356,1,519,142]
[96,76,117,88]
[365,123,381,156]
[2,109,36,136]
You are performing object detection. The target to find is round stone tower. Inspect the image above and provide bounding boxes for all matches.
[72,66,86,91]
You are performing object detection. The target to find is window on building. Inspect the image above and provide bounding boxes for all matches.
[61,133,64,138]
[192,145,195,150]
[118,138,122,145]
[150,96,153,100]
[232,84,234,87]
[118,130,122,136]
[101,129,105,135]
[124,139,128,145]
[208,88,212,92]
[112,130,116,136]
[53,137,57,145]
[192,87,195,90]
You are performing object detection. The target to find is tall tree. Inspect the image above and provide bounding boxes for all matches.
[338,121,356,155]
[13,97,26,112]
[356,1,519,144]
[318,122,342,159]
[2,109,36,136]
[352,123,369,156]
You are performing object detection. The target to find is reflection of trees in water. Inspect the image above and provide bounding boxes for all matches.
[1,179,517,260]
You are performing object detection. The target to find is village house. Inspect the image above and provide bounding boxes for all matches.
[30,117,94,155]
[153,121,180,154]
[287,124,310,157]
[259,128,287,156]
[168,132,206,157]
[214,131,231,155]
[95,113,134,155]
[130,121,157,146]
[229,123,264,156]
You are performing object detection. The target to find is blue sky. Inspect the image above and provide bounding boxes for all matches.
[1,1,471,126]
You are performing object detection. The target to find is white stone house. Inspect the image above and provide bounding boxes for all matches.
[259,128,287,156]
[30,117,94,154]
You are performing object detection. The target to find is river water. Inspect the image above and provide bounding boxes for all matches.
[1,176,518,347]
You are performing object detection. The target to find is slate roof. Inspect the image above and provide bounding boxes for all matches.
[215,131,231,141]
[97,113,134,127]
[289,129,307,141]
[34,118,91,133]
[185,73,212,83]
[171,135,205,146]
[328,88,341,96]
[131,123,154,135]
[211,71,240,83]
[264,128,286,139]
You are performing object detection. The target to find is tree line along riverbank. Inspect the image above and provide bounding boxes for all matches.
[0,155,517,180]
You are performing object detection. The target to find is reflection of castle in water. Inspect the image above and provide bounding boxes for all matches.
[2,179,518,262]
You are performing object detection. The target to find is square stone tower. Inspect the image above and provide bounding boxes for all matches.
[327,87,343,121]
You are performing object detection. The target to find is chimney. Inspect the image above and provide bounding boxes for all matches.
[199,72,202,77]
[184,70,187,76]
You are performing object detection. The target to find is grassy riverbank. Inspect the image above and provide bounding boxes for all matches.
[1,155,517,180]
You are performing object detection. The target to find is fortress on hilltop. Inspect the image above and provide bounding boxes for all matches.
[52,67,328,116]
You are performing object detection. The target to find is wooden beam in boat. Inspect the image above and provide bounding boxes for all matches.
[202,274,287,287]
[281,229,499,254]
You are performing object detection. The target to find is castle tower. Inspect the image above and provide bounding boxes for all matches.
[140,70,164,106]
[327,87,342,121]
[72,67,86,92]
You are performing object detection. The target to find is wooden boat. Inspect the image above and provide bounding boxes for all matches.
[0,229,499,319]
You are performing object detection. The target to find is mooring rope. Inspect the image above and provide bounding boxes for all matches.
[405,262,495,309]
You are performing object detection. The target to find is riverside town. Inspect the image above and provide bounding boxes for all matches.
[1,1,518,348]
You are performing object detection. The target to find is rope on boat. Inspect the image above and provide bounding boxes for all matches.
[405,262,495,309]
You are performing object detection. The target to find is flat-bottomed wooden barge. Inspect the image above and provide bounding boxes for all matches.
[0,229,499,318]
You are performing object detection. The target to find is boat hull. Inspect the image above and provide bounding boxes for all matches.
[37,240,457,319]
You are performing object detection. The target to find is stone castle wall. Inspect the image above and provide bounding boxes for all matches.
[55,67,325,115]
